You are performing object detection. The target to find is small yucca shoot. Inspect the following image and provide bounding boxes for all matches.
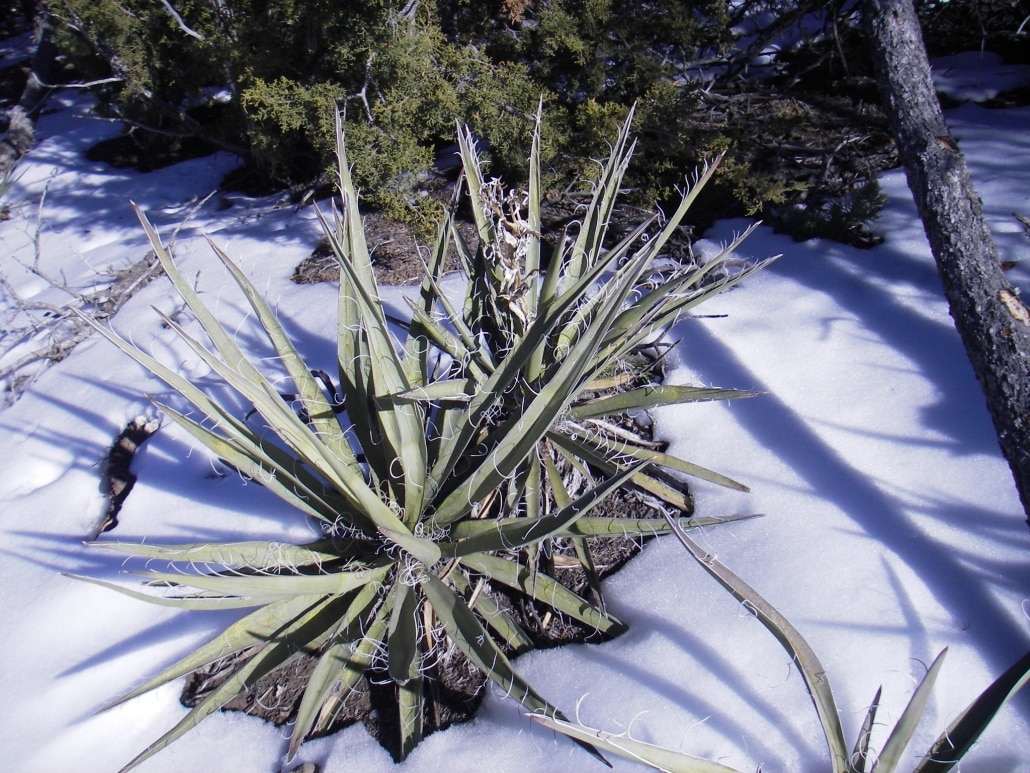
[73,107,772,771]
[535,512,1030,773]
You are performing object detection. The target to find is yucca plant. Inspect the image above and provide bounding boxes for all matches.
[72,107,773,770]
[534,513,1030,773]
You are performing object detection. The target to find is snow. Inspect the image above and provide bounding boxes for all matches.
[2,60,1030,773]
[931,51,1030,103]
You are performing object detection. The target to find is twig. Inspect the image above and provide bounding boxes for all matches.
[158,0,204,41]
[36,76,123,90]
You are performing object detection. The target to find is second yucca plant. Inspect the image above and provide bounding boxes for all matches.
[75,108,772,770]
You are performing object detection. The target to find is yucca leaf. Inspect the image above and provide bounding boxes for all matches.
[204,236,356,467]
[103,592,332,709]
[448,569,533,654]
[326,115,429,521]
[914,648,1030,773]
[529,713,746,773]
[455,124,496,250]
[526,229,571,382]
[290,596,391,758]
[873,649,948,773]
[450,513,761,541]
[137,559,391,600]
[446,216,503,371]
[664,513,850,773]
[398,670,425,760]
[64,572,281,610]
[120,642,283,771]
[524,446,544,523]
[132,205,266,388]
[569,385,761,421]
[432,247,656,525]
[388,581,421,686]
[570,535,605,609]
[531,228,569,341]
[117,592,345,772]
[332,112,375,282]
[83,539,344,568]
[152,400,346,526]
[459,552,626,637]
[393,378,475,404]
[542,450,606,610]
[567,106,637,282]
[438,461,646,557]
[556,423,750,492]
[421,570,560,718]
[404,187,458,388]
[387,577,425,758]
[851,686,882,773]
[314,206,429,523]
[328,205,378,486]
[525,100,543,311]
[548,429,694,510]
[290,642,363,759]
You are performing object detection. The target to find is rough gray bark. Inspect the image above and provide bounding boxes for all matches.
[0,9,58,177]
[863,0,1030,521]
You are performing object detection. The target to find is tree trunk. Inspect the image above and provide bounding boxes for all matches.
[0,6,58,177]
[863,0,1030,521]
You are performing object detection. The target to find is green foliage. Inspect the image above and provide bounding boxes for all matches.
[74,111,770,770]
[47,1,544,226]
[522,0,733,105]
[46,1,888,241]
[537,513,1030,773]
[238,77,341,184]
[917,0,1030,58]
[775,179,888,247]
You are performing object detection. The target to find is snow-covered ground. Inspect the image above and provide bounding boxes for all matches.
[2,51,1030,773]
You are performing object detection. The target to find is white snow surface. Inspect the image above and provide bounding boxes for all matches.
[2,77,1030,773]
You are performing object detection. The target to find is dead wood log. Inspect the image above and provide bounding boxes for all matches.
[92,416,160,538]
